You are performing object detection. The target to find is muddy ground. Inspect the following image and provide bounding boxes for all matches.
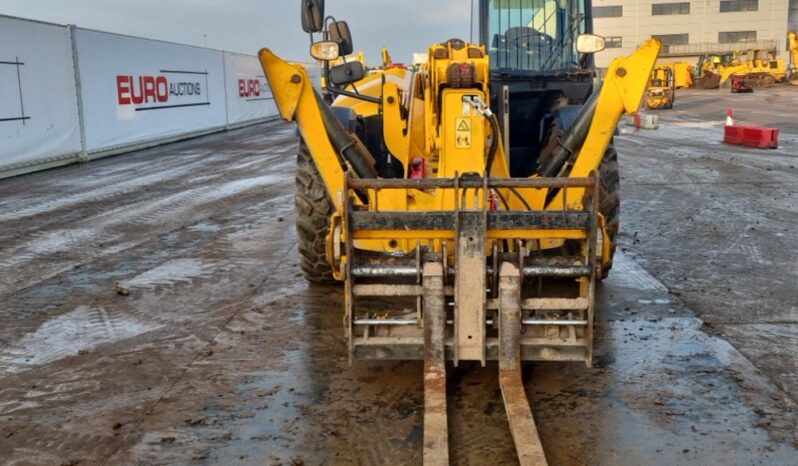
[0,87,796,465]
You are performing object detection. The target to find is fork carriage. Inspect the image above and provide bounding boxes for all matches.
[337,173,601,368]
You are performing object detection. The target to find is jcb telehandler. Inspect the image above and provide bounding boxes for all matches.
[259,1,659,463]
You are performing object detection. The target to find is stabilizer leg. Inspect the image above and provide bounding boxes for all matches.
[422,262,449,465]
[498,262,548,466]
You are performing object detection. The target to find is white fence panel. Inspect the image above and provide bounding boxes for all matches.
[224,52,277,126]
[76,29,227,153]
[303,63,323,94]
[0,17,82,173]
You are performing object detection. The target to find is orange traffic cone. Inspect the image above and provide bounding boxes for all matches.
[726,108,734,126]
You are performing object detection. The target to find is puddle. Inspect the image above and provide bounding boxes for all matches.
[637,298,672,305]
[198,175,282,203]
[201,350,313,464]
[188,220,221,233]
[0,306,160,374]
[119,258,218,289]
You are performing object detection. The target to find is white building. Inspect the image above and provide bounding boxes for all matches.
[592,0,794,68]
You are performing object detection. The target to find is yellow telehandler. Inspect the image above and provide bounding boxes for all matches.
[645,66,675,109]
[259,1,659,463]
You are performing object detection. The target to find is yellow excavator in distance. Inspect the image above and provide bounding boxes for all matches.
[259,0,659,463]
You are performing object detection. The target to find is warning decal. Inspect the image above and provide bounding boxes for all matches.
[455,117,471,149]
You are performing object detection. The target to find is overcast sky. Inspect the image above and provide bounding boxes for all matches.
[2,0,472,63]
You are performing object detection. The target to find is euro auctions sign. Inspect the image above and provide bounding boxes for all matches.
[238,78,269,100]
[76,28,227,152]
[224,52,277,125]
[116,71,208,109]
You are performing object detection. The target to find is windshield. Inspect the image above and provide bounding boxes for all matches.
[485,0,586,73]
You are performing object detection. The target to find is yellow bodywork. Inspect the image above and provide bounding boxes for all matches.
[789,32,798,84]
[657,62,692,88]
[259,39,660,267]
[381,47,392,68]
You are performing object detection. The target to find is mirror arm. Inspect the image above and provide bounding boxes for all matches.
[323,59,333,96]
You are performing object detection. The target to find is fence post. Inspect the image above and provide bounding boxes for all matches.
[68,24,89,163]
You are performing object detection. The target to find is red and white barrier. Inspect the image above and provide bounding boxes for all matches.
[723,108,779,149]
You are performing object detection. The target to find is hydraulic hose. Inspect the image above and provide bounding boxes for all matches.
[538,85,601,178]
[485,113,502,177]
[314,91,378,179]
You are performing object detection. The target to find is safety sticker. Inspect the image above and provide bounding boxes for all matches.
[455,117,471,149]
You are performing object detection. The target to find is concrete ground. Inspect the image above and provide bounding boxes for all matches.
[0,86,796,466]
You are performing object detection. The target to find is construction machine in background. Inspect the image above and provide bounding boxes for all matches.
[694,54,724,88]
[260,0,659,463]
[657,61,693,88]
[695,48,787,89]
[645,66,676,109]
[789,32,798,85]
[742,49,788,86]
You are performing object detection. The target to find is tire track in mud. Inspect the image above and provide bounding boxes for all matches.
[0,124,295,228]
[100,244,304,465]
[1,124,306,465]
[0,132,296,299]
[0,153,209,223]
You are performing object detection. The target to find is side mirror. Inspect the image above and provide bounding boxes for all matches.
[576,34,606,54]
[329,21,354,56]
[301,0,325,33]
[329,61,366,86]
[310,41,340,61]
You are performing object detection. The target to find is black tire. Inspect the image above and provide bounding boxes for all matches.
[295,140,336,283]
[598,145,620,280]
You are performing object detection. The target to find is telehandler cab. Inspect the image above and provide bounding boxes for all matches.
[259,1,659,463]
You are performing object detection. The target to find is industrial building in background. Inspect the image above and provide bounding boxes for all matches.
[593,0,798,69]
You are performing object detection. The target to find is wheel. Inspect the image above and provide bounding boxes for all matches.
[597,145,620,280]
[295,139,337,283]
